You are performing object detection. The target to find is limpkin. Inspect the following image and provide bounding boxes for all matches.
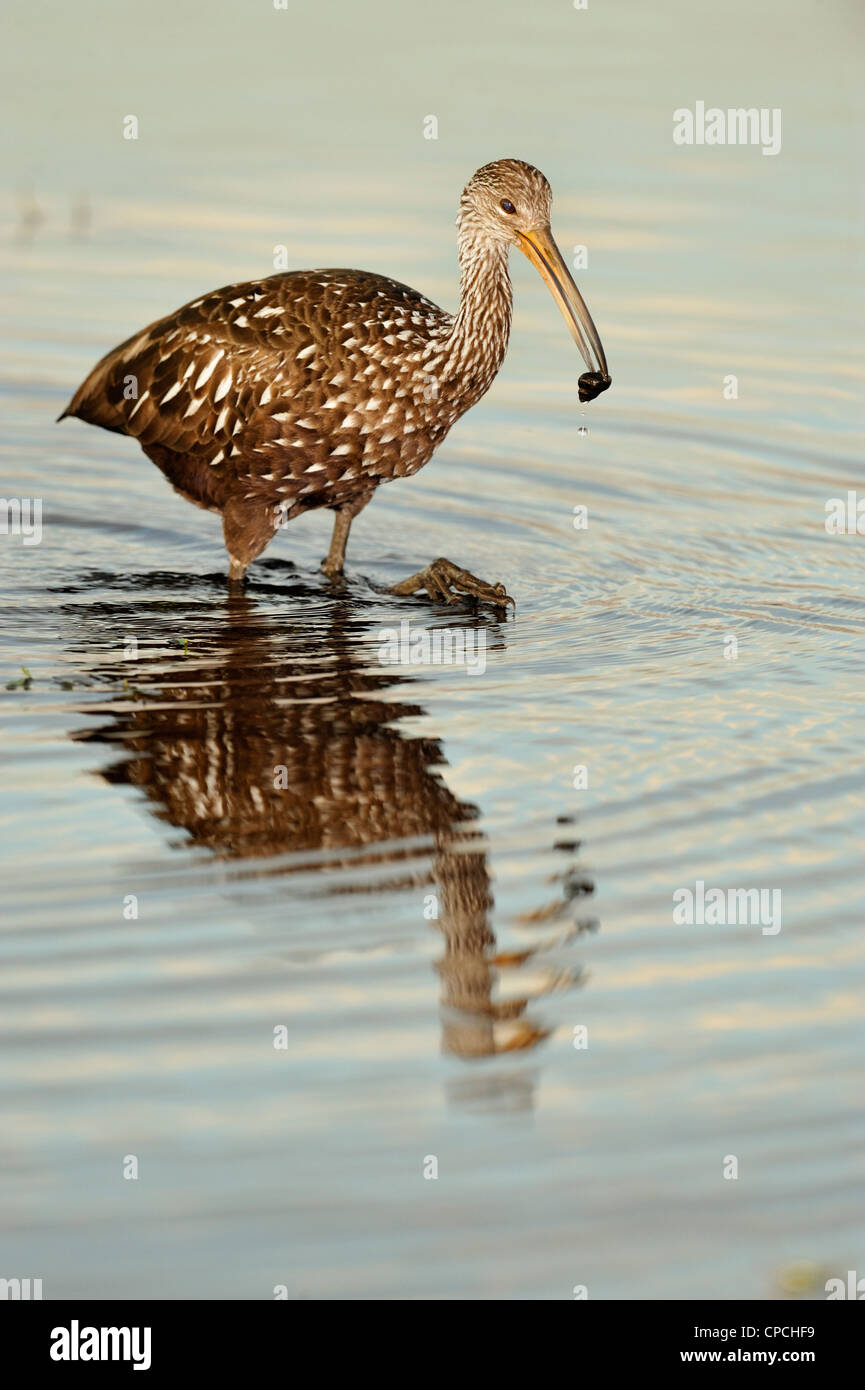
[59,159,610,606]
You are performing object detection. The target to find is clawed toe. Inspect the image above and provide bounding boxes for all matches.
[390,557,514,610]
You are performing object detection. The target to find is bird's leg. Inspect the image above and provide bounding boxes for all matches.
[390,557,514,610]
[321,494,372,579]
[321,509,353,579]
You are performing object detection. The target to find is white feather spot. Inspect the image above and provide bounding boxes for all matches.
[194,350,225,390]
[214,370,232,402]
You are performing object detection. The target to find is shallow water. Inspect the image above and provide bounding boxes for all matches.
[1,0,863,1299]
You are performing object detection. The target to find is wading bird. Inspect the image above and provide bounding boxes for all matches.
[59,159,610,605]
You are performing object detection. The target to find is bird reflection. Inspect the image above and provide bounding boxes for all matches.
[72,586,592,1087]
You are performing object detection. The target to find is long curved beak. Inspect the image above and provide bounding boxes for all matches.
[517,225,611,403]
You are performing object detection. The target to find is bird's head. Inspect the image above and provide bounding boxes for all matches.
[459,158,611,403]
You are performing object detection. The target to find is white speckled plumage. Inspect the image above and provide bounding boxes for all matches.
[59,159,609,581]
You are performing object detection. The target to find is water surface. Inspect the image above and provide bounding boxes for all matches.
[1,0,863,1299]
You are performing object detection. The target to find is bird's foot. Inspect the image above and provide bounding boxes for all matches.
[320,557,344,581]
[390,557,514,610]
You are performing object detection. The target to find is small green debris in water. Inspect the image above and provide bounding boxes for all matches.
[775,1260,828,1298]
[120,678,147,702]
[5,666,33,691]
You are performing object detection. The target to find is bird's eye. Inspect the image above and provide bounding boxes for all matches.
[500,199,516,214]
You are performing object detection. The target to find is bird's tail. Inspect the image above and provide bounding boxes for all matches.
[56,329,150,434]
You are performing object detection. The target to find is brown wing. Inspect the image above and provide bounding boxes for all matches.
[58,277,301,467]
[60,270,450,510]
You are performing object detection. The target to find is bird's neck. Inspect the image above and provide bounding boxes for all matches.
[429,230,513,402]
